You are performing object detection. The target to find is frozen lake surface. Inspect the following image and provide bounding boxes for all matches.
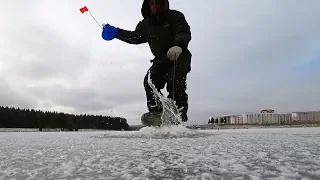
[0,126,320,180]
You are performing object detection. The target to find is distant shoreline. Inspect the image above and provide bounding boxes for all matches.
[1,124,320,132]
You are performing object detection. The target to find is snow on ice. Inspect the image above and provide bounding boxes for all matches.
[0,126,320,179]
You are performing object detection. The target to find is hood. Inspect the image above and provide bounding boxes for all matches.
[141,0,170,18]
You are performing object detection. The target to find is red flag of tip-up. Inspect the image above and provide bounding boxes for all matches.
[80,5,102,29]
[80,6,88,13]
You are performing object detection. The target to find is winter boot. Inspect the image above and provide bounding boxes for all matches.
[141,111,162,126]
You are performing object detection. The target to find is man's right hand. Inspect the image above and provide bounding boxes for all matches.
[101,23,118,41]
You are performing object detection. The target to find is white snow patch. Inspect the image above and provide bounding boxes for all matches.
[139,125,196,136]
[302,151,311,156]
[201,173,213,179]
[257,151,268,159]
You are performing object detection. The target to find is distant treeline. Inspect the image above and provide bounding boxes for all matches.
[208,117,227,124]
[0,106,129,131]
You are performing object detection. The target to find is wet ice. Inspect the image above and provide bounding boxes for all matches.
[0,127,320,179]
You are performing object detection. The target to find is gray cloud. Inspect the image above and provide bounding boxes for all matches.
[26,83,143,113]
[1,24,90,82]
[0,78,34,109]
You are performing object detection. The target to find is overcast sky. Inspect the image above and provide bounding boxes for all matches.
[1,0,320,125]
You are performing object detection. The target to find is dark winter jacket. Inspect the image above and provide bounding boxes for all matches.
[116,0,192,63]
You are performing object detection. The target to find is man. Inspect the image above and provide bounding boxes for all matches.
[102,0,192,124]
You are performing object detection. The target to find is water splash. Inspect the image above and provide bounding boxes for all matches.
[147,71,182,126]
[98,124,210,139]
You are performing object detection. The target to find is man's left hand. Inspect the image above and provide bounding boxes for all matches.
[167,46,182,61]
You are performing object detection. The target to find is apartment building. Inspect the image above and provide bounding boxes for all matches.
[278,114,292,124]
[229,115,243,124]
[242,113,279,125]
[292,111,320,121]
[209,110,319,126]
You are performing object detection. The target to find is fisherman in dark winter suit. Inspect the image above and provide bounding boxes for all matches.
[102,0,192,123]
